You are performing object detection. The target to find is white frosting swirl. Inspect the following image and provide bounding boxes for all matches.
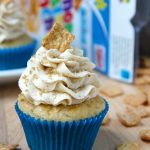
[19,47,99,106]
[0,0,26,43]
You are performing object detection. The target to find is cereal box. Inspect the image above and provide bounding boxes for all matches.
[20,0,149,83]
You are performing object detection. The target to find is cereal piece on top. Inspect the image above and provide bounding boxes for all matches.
[42,22,75,52]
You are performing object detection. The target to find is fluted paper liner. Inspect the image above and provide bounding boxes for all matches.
[15,99,108,150]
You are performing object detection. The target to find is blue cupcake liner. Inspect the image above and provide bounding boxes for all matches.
[15,98,109,150]
[0,39,37,70]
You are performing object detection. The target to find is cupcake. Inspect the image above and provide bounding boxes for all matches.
[0,0,36,70]
[15,22,108,150]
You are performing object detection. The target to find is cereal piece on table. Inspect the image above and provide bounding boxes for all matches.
[137,68,150,76]
[141,57,150,68]
[115,142,141,150]
[117,110,141,127]
[137,85,150,105]
[2,0,13,4]
[100,85,123,98]
[137,84,150,94]
[124,93,146,107]
[140,129,150,142]
[0,144,18,150]
[146,92,150,105]
[147,107,150,116]
[42,22,75,52]
[102,115,110,125]
[126,105,149,118]
[135,75,150,85]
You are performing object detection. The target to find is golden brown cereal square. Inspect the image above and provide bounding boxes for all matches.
[42,22,75,52]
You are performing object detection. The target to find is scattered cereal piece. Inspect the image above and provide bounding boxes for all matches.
[117,110,141,127]
[2,0,13,4]
[146,92,150,105]
[137,84,150,95]
[140,57,150,68]
[42,22,75,52]
[126,105,149,118]
[115,142,141,150]
[124,93,146,107]
[140,129,150,142]
[135,75,150,85]
[100,85,123,98]
[137,68,150,76]
[137,85,150,105]
[102,115,110,125]
[147,107,150,116]
[0,144,18,150]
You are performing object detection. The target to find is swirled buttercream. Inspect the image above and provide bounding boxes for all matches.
[19,47,100,105]
[0,0,26,43]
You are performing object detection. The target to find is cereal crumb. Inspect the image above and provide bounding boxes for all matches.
[115,142,141,150]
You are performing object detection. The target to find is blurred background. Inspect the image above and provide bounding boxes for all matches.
[0,0,150,149]
[1,0,150,84]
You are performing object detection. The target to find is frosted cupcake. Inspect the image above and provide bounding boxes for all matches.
[0,0,36,70]
[15,23,108,150]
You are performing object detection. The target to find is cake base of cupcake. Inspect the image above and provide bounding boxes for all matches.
[18,94,106,122]
[15,98,108,150]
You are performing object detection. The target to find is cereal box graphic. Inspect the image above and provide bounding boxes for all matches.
[95,45,106,72]
[80,0,136,83]
[85,0,136,83]
[19,0,76,42]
